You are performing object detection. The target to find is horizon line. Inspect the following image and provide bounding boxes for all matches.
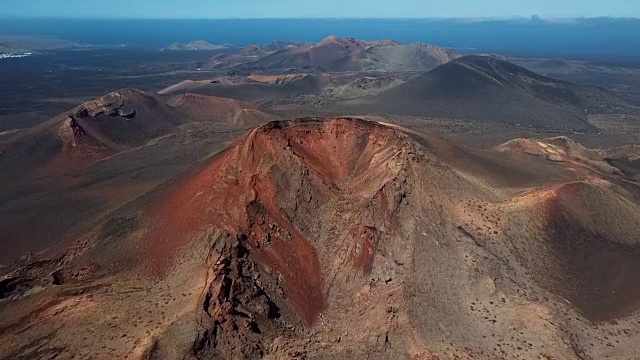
[0,15,639,21]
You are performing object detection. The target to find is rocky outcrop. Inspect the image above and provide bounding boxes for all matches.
[71,89,146,120]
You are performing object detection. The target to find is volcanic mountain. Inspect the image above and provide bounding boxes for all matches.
[341,55,635,131]
[0,89,278,178]
[206,36,459,72]
[2,117,640,359]
[0,89,278,263]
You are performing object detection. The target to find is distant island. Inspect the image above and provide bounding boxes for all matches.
[161,40,227,51]
[0,52,32,59]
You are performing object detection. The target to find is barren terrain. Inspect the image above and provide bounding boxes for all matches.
[1,36,640,360]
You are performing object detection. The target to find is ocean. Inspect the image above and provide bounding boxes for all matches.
[1,18,639,59]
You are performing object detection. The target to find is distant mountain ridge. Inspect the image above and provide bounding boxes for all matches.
[204,36,460,72]
[162,40,227,51]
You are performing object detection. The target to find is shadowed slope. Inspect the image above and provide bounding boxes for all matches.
[341,56,634,131]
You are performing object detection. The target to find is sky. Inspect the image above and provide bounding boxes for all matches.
[1,0,639,19]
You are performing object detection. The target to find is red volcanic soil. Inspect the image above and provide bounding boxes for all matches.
[300,36,368,71]
[143,118,411,325]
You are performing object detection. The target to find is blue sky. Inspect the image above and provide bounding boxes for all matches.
[1,0,639,19]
